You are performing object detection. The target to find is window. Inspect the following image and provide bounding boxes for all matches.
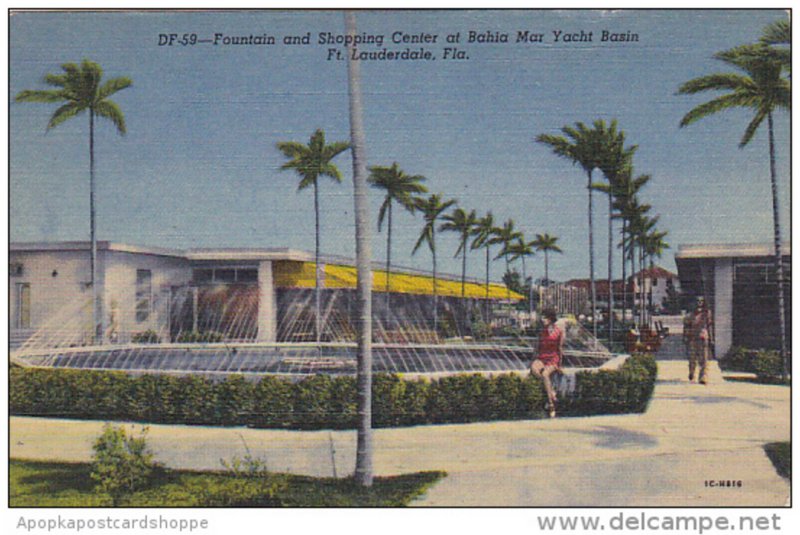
[136,270,152,322]
[214,269,236,283]
[16,283,31,329]
[191,267,258,284]
[734,263,769,284]
[193,269,213,283]
[236,269,258,283]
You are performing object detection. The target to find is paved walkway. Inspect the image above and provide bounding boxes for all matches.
[10,356,790,506]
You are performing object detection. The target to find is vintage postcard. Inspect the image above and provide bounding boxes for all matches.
[5,6,792,518]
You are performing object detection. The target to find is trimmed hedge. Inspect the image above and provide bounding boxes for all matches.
[721,346,790,382]
[10,354,656,429]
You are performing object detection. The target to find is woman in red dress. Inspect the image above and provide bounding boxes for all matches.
[531,308,564,418]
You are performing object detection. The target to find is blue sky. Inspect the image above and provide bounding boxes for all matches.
[9,9,791,282]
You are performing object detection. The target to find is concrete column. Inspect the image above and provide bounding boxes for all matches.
[257,260,277,342]
[714,258,733,357]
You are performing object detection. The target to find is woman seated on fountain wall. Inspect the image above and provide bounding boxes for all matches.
[531,308,564,418]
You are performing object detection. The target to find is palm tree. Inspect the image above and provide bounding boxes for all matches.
[345,11,373,487]
[629,214,658,327]
[492,219,523,300]
[16,60,132,342]
[277,129,350,348]
[643,230,669,328]
[537,120,611,338]
[470,212,499,320]
[594,122,637,343]
[368,163,427,310]
[678,42,790,377]
[441,207,479,334]
[440,207,479,298]
[610,171,650,324]
[506,237,536,315]
[760,19,790,73]
[412,194,456,333]
[531,233,563,288]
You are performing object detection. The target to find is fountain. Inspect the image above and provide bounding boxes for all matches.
[11,287,625,382]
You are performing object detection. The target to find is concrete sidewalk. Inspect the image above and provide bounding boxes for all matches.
[10,361,790,506]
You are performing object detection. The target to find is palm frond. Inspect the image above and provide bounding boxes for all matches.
[535,134,573,158]
[677,73,755,95]
[15,89,67,103]
[740,107,768,147]
[323,140,351,161]
[97,77,133,101]
[761,18,790,45]
[679,93,758,128]
[276,141,307,158]
[43,73,69,88]
[376,198,390,232]
[47,103,83,130]
[412,227,432,255]
[93,100,127,135]
[320,162,344,182]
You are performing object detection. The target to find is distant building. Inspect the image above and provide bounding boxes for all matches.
[564,265,679,315]
[675,243,791,357]
[9,241,521,348]
[628,266,681,314]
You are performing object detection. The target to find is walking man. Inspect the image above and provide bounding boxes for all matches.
[688,297,712,384]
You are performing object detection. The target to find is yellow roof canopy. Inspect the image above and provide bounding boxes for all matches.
[273,261,523,300]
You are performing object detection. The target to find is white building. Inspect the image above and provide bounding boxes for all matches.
[629,265,681,314]
[9,241,520,348]
[674,243,791,357]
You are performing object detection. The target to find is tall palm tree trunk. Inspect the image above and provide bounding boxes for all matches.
[314,181,322,348]
[346,10,373,487]
[461,243,467,335]
[647,254,652,328]
[630,238,636,327]
[767,112,788,379]
[620,220,627,326]
[587,170,597,338]
[607,195,614,343]
[505,257,511,300]
[544,251,549,286]
[386,201,392,313]
[640,246,646,327]
[432,236,438,334]
[461,245,467,299]
[89,109,100,343]
[485,247,490,321]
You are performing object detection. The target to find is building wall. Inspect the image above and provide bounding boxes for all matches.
[714,258,734,357]
[630,274,680,312]
[103,251,191,342]
[257,261,277,342]
[9,250,95,344]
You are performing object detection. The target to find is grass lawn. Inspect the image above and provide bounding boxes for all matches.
[10,459,445,507]
[763,442,791,479]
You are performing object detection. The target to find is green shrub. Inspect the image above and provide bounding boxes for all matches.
[131,330,161,344]
[720,346,757,372]
[470,321,492,341]
[560,353,657,416]
[90,424,158,506]
[372,374,409,427]
[292,375,335,429]
[10,354,657,429]
[250,376,294,428]
[176,331,224,343]
[498,325,522,338]
[213,375,254,426]
[751,350,784,381]
[191,475,285,507]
